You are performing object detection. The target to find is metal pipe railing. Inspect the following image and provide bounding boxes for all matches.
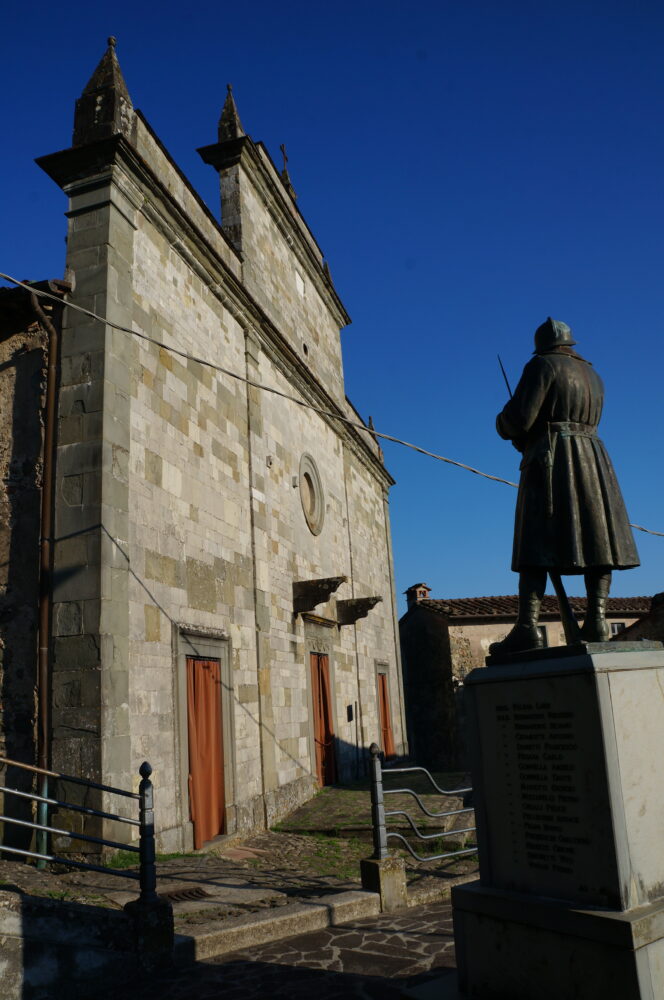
[0,785,140,826]
[0,759,157,902]
[0,756,140,798]
[0,812,140,853]
[368,741,388,860]
[384,808,475,841]
[367,742,477,865]
[381,764,471,796]
[0,843,140,879]
[386,832,479,863]
[384,787,473,819]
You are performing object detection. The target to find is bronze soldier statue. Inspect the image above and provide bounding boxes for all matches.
[490,318,639,656]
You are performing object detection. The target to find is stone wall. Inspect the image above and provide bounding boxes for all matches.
[448,614,643,671]
[615,593,664,642]
[0,889,171,999]
[217,141,347,407]
[37,53,405,850]
[401,605,645,774]
[0,290,49,846]
[400,608,461,770]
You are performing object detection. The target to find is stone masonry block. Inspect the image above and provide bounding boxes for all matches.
[54,601,83,637]
[53,634,101,670]
[144,605,160,642]
[360,856,408,913]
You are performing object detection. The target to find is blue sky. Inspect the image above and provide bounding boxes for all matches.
[2,1,662,611]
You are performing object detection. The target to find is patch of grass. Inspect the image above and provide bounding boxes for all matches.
[104,849,198,870]
[299,833,367,880]
[105,850,140,870]
[155,851,199,862]
[401,835,477,858]
[46,890,72,901]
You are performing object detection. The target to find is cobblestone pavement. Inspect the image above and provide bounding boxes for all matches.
[0,829,478,920]
[98,900,457,1000]
[275,773,472,837]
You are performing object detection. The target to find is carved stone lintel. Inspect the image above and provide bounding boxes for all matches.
[302,614,337,630]
[337,596,382,626]
[293,576,347,615]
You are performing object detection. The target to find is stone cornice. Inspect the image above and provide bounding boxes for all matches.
[293,576,347,615]
[38,130,239,269]
[198,135,351,329]
[36,133,394,490]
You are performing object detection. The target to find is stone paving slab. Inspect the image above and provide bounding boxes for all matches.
[93,899,458,1000]
[0,825,478,972]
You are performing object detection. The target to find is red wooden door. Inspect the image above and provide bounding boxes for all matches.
[378,672,396,759]
[310,653,337,786]
[187,657,225,849]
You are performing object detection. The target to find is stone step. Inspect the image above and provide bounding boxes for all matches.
[173,889,380,961]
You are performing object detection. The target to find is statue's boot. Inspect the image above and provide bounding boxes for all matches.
[489,571,546,656]
[579,570,611,642]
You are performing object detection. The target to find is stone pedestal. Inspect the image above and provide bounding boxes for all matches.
[360,856,408,912]
[453,643,664,999]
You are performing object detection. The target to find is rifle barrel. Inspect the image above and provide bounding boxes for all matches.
[497,354,513,398]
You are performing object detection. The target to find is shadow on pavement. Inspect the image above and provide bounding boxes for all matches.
[93,959,457,1000]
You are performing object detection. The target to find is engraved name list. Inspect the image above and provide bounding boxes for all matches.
[495,699,589,878]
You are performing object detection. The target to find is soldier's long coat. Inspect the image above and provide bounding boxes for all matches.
[496,348,639,573]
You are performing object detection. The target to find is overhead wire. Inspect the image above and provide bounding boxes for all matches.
[1,270,662,539]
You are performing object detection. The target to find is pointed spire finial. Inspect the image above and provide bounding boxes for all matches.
[73,37,134,146]
[218,83,245,143]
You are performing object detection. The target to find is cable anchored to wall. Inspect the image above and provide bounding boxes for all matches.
[1,270,662,539]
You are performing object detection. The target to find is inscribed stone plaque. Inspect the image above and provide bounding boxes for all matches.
[469,668,621,907]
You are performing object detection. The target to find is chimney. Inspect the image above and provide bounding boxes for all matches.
[405,583,431,609]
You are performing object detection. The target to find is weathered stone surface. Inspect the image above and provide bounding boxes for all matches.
[0,292,48,781]
[466,647,664,909]
[9,45,409,858]
[456,646,664,999]
[360,856,408,912]
[0,888,175,999]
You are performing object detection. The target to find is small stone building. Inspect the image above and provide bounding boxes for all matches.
[1,40,406,852]
[400,583,649,770]
[615,592,664,643]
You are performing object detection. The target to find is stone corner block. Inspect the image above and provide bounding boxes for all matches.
[124,898,174,973]
[360,855,408,912]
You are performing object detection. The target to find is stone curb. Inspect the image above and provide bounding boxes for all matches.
[173,889,381,962]
[172,873,474,964]
[407,871,475,909]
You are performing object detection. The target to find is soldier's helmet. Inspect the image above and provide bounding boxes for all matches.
[533,317,576,353]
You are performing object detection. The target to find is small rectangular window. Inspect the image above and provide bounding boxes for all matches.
[610,622,626,635]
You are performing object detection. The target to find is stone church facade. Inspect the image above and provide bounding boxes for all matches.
[2,40,406,852]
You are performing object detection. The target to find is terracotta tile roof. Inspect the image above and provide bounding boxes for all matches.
[418,595,651,619]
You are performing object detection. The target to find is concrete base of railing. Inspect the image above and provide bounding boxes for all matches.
[360,855,408,912]
[124,897,174,973]
[0,889,174,999]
